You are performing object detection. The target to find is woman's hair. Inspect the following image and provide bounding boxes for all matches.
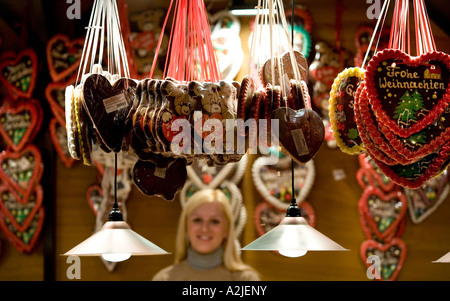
[174,188,252,272]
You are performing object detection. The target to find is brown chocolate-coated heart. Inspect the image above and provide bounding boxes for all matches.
[133,158,187,201]
[273,107,324,164]
[82,74,137,152]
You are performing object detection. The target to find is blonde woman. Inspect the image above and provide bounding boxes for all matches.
[152,188,260,281]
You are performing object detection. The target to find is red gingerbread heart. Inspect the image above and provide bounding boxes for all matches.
[0,98,42,152]
[49,117,75,168]
[0,144,43,204]
[0,184,43,232]
[0,206,44,253]
[358,186,407,240]
[360,238,407,281]
[404,170,450,224]
[86,183,104,216]
[365,49,450,138]
[0,49,38,100]
[46,34,84,82]
[45,81,72,125]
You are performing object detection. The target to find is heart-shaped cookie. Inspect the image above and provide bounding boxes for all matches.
[46,34,84,82]
[0,184,43,232]
[252,155,315,210]
[0,206,44,253]
[356,79,450,164]
[82,74,138,152]
[372,146,450,189]
[46,81,72,125]
[365,49,450,138]
[0,145,43,204]
[133,158,187,201]
[358,186,408,240]
[360,238,407,281]
[404,169,449,224]
[357,153,399,192]
[86,183,103,216]
[0,98,42,152]
[359,210,406,243]
[272,107,324,164]
[0,49,38,100]
[253,200,316,237]
[329,67,365,154]
[49,117,75,168]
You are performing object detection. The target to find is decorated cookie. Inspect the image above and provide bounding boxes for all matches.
[0,206,44,253]
[0,184,43,232]
[329,67,365,154]
[252,155,315,210]
[49,117,75,168]
[0,49,37,100]
[272,106,324,165]
[0,145,43,204]
[358,186,407,240]
[46,34,84,82]
[360,238,407,281]
[82,74,138,153]
[132,158,187,201]
[0,98,43,152]
[365,49,450,138]
[261,51,309,87]
[404,169,449,224]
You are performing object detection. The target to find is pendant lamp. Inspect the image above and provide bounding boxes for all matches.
[242,159,348,257]
[64,153,169,262]
[432,252,450,263]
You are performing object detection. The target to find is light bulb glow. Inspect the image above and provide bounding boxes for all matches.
[101,252,132,262]
[278,249,308,257]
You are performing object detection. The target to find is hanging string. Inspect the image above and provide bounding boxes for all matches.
[361,0,390,69]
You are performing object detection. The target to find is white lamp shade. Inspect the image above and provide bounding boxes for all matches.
[433,251,450,263]
[242,216,348,252]
[64,221,169,257]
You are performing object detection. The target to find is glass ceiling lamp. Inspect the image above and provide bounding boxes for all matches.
[242,157,348,257]
[64,153,169,262]
[432,252,450,263]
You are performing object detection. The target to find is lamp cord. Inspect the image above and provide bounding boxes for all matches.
[108,151,123,221]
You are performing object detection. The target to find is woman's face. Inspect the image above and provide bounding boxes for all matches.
[187,202,229,254]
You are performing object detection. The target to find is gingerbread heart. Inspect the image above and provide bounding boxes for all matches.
[86,183,103,216]
[252,155,315,210]
[273,107,324,164]
[329,67,365,154]
[359,211,406,243]
[372,146,450,189]
[0,206,44,253]
[46,81,72,125]
[358,186,407,240]
[82,74,138,152]
[357,79,450,164]
[0,184,43,232]
[360,238,407,281]
[253,201,316,237]
[0,98,42,152]
[357,154,399,192]
[0,145,43,204]
[365,49,450,138]
[404,169,449,224]
[46,34,84,82]
[133,158,187,201]
[49,117,75,168]
[0,49,38,100]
